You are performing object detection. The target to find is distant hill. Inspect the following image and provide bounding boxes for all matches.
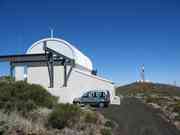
[116,82,180,97]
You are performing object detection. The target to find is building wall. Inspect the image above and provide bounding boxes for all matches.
[27,64,115,103]
[15,66,25,81]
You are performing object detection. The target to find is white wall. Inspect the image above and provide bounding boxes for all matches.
[15,66,25,81]
[27,66,50,88]
[27,64,115,103]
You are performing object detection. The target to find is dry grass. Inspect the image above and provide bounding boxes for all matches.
[0,108,111,135]
[0,110,49,135]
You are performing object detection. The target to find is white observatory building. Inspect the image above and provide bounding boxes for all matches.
[0,37,118,104]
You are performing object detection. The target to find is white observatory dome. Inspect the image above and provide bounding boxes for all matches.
[26,38,93,71]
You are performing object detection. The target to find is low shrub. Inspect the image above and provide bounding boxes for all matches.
[172,102,180,113]
[175,115,180,121]
[0,110,48,135]
[27,108,51,123]
[0,76,15,83]
[84,111,98,124]
[100,128,112,135]
[48,104,81,129]
[145,96,162,105]
[0,80,58,113]
[0,120,8,135]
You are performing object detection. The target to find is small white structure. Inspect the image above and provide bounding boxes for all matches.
[0,37,118,104]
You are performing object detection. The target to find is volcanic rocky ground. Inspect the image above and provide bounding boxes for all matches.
[98,97,180,135]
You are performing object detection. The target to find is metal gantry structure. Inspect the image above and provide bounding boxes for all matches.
[43,41,75,87]
[0,41,75,88]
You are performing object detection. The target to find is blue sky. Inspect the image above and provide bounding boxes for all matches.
[0,0,180,85]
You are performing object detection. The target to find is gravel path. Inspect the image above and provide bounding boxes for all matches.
[98,97,180,135]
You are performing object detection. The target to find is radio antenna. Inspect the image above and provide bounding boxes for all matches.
[140,64,145,82]
[50,28,54,38]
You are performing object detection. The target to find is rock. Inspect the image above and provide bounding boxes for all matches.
[148,103,161,109]
[174,121,180,130]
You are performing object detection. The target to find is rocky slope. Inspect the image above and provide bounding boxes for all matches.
[116,82,180,131]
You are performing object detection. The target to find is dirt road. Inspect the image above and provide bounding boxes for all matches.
[98,98,180,135]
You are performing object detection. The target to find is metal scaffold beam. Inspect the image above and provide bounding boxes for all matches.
[0,42,75,88]
[43,41,75,88]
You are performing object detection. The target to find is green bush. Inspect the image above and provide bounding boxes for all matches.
[145,96,161,104]
[100,128,112,135]
[0,76,15,83]
[0,80,58,113]
[172,102,180,113]
[48,103,81,129]
[175,115,180,121]
[0,120,8,135]
[84,111,98,124]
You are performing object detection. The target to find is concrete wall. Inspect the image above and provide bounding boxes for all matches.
[26,64,115,103]
[14,66,25,81]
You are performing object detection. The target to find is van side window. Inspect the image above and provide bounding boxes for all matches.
[89,92,94,97]
[100,92,105,97]
[92,92,96,97]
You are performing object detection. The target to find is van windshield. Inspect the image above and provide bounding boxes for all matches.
[82,92,89,97]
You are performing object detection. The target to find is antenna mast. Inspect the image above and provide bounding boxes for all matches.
[50,28,54,39]
[140,64,145,82]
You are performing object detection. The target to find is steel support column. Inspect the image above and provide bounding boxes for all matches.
[43,41,75,87]
[47,52,54,88]
[63,63,67,87]
[10,62,14,77]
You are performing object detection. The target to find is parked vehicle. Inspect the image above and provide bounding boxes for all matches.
[73,90,110,107]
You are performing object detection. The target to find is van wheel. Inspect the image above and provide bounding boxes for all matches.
[99,103,104,108]
[105,103,109,107]
[74,101,80,105]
